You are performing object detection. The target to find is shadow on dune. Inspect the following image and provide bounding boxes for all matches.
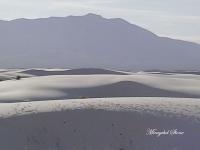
[63,81,198,99]
[22,68,128,76]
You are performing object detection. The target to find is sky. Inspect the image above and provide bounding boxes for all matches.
[0,0,199,44]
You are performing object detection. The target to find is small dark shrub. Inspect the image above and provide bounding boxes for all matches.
[79,96,88,99]
[16,76,21,80]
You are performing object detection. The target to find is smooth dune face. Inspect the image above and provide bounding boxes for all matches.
[1,72,200,102]
[0,98,200,150]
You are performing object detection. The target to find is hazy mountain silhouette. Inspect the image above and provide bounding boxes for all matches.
[0,13,200,70]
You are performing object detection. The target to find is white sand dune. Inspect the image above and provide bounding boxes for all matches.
[0,73,200,102]
[0,98,199,150]
[0,68,129,82]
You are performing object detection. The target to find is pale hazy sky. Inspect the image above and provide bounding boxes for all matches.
[0,0,199,43]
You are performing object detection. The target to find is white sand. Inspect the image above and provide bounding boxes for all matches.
[0,97,199,150]
[0,97,199,120]
[0,69,200,149]
[1,73,200,101]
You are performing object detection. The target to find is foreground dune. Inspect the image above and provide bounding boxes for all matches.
[0,97,199,150]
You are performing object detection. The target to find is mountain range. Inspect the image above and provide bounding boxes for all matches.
[0,13,200,70]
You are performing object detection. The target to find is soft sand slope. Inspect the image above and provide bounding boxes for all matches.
[0,98,200,150]
[1,72,200,102]
[0,69,200,150]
